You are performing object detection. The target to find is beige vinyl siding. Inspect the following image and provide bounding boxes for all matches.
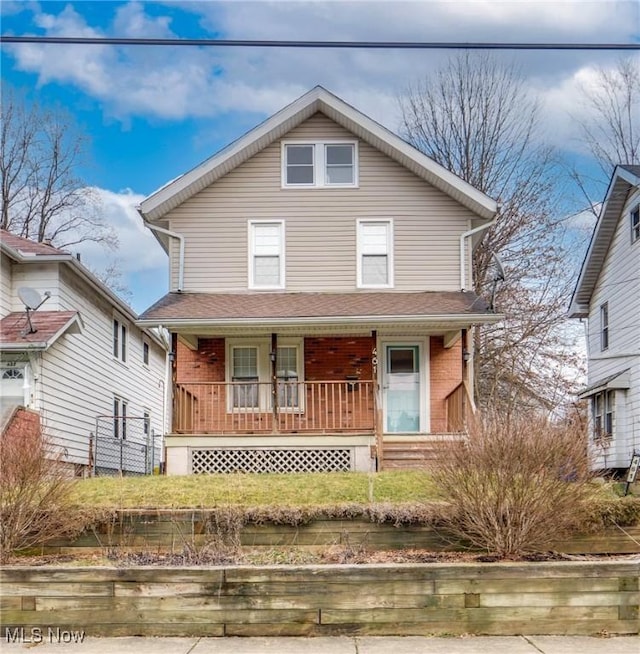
[167,113,476,293]
[35,265,167,465]
[587,186,640,468]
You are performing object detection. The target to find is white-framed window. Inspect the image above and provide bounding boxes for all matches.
[248,220,285,289]
[282,140,357,188]
[113,396,128,439]
[632,205,640,243]
[600,302,609,351]
[357,219,394,288]
[592,390,614,440]
[226,338,304,412]
[113,317,127,362]
[142,340,150,366]
[143,410,151,439]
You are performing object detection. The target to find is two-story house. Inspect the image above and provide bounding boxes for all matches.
[0,230,168,475]
[569,165,640,472]
[137,86,501,475]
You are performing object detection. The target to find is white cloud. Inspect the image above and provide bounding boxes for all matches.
[6,0,639,135]
[73,187,166,274]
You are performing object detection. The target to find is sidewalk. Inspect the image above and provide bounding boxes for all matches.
[2,635,638,653]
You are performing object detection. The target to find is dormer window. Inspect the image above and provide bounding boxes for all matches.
[282,141,357,188]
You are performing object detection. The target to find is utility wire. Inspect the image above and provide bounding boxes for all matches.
[1,36,639,50]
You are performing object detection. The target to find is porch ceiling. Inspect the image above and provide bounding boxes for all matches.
[139,290,502,333]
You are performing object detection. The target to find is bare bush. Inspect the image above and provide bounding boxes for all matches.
[0,417,90,561]
[432,412,594,558]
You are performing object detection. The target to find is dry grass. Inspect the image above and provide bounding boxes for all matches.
[70,471,440,509]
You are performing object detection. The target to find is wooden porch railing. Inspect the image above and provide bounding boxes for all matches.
[445,381,476,433]
[173,380,376,435]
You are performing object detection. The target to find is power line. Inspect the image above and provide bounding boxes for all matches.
[1,35,639,50]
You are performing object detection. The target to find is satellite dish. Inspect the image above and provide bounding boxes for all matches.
[18,287,45,310]
[17,287,51,335]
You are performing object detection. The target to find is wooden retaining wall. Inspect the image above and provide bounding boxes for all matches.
[1,562,638,637]
[42,511,640,555]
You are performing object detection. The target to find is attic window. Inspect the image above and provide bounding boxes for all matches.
[282,141,357,188]
[632,206,639,243]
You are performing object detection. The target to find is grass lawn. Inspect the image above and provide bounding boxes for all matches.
[70,471,440,509]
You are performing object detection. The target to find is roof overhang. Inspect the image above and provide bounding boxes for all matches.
[138,86,497,224]
[0,312,84,352]
[569,165,640,318]
[578,369,631,399]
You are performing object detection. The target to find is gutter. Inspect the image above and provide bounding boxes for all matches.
[459,219,496,291]
[141,221,185,293]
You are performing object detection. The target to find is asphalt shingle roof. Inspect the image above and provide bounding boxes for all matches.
[140,291,491,322]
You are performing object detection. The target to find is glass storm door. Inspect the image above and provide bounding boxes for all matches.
[384,345,421,433]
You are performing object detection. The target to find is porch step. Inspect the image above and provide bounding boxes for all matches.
[381,436,460,470]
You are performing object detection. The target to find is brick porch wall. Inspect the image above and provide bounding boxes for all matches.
[176,339,225,382]
[429,337,463,433]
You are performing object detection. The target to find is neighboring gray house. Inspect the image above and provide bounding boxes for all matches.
[569,165,640,471]
[137,86,501,475]
[0,230,168,474]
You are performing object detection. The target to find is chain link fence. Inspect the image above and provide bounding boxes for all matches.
[93,416,161,476]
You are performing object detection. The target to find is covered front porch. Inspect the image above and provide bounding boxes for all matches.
[137,289,498,474]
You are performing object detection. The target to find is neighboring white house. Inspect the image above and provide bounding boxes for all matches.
[569,165,640,471]
[0,230,168,474]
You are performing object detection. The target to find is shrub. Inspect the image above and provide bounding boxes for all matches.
[432,411,594,558]
[0,413,91,561]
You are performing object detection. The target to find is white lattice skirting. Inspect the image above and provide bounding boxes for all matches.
[190,447,353,474]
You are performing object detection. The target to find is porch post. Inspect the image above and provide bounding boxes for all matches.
[271,332,278,433]
[372,330,383,470]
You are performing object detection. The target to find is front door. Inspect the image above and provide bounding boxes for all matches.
[383,345,421,433]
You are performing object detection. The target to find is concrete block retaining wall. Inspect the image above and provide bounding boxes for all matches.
[1,562,638,637]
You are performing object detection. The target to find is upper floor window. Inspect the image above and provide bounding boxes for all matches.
[282,141,357,188]
[142,340,150,366]
[632,205,640,243]
[249,221,285,289]
[113,318,127,362]
[600,302,609,351]
[357,219,394,288]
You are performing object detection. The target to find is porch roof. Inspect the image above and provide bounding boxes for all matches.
[138,290,500,330]
[0,311,83,351]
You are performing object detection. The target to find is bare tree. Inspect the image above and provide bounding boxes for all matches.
[577,57,640,177]
[400,53,579,414]
[0,86,116,249]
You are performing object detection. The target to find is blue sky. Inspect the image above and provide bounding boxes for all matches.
[1,0,639,312]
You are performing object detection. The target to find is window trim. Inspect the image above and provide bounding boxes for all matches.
[281,140,358,189]
[113,396,128,440]
[631,205,640,243]
[592,390,614,441]
[142,340,150,367]
[600,302,609,351]
[113,316,128,363]
[248,220,285,290]
[356,218,394,289]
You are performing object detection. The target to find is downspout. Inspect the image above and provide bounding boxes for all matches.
[459,219,496,291]
[143,221,185,292]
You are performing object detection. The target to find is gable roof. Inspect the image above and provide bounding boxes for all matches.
[138,86,497,224]
[568,165,640,318]
[0,311,83,351]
